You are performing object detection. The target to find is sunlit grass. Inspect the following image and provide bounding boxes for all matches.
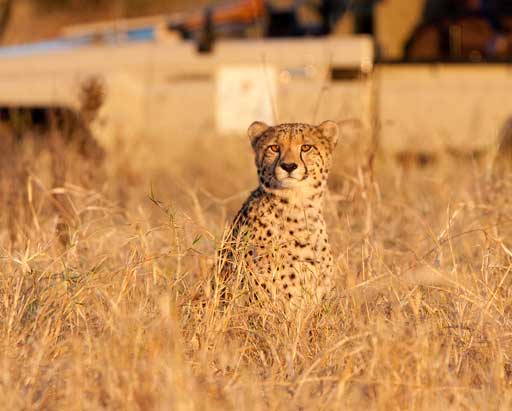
[1,126,512,410]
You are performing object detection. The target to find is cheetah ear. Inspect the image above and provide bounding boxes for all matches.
[317,120,339,149]
[248,121,270,144]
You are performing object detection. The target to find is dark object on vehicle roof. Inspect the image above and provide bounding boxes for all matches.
[404,0,512,61]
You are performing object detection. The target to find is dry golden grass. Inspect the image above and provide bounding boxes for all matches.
[1,124,512,411]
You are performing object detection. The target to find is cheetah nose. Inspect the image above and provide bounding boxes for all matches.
[280,162,298,173]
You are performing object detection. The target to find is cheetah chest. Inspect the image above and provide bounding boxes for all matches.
[235,197,333,302]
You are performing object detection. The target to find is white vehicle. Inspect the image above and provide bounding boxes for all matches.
[1,1,511,167]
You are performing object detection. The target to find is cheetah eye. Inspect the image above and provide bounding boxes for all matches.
[269,145,280,153]
[301,145,313,152]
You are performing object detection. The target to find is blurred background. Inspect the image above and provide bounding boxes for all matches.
[2,0,512,59]
[1,0,512,174]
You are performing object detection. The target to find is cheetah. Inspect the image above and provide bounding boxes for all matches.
[217,121,339,311]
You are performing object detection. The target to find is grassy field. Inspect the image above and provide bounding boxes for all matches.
[1,115,512,410]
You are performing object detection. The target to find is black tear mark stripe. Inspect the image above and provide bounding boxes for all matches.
[299,150,309,175]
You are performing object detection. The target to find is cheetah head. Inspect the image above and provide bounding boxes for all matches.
[248,121,339,193]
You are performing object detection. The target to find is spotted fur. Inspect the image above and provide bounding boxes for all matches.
[219,121,339,311]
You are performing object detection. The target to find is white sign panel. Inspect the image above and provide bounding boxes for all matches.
[216,65,277,135]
